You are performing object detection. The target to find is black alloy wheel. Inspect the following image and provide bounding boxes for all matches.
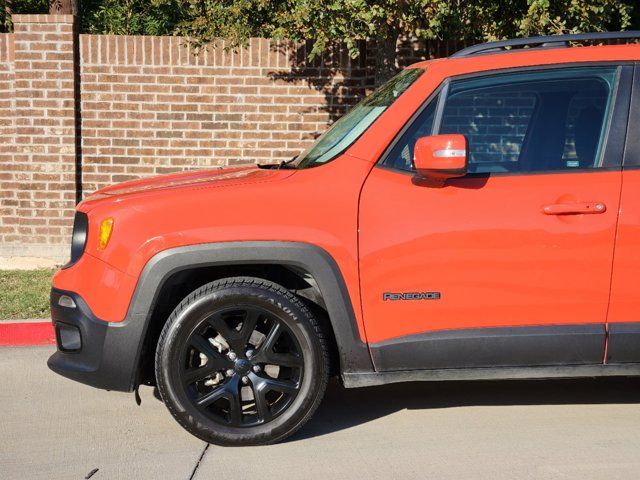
[180,304,303,427]
[155,277,329,446]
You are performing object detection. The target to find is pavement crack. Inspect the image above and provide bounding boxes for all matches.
[188,443,210,480]
[84,468,99,479]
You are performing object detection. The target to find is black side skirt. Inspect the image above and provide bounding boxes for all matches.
[343,363,640,388]
[608,323,640,363]
[369,324,605,372]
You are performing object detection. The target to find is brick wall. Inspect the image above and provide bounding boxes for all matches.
[1,15,78,259]
[78,36,366,194]
[0,14,453,260]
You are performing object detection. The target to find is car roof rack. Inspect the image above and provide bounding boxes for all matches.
[450,31,640,58]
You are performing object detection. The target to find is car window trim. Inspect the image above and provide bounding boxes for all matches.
[377,61,634,177]
[622,63,640,168]
[431,82,449,135]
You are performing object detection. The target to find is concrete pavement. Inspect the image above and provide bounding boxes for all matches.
[3,346,640,479]
[0,346,205,479]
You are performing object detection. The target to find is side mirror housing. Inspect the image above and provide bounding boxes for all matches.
[414,134,468,183]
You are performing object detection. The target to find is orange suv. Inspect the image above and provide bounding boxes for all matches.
[49,32,640,445]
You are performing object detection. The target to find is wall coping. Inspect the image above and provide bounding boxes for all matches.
[11,14,75,24]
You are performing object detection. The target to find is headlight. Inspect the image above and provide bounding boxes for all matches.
[63,211,88,269]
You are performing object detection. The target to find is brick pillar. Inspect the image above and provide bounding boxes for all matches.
[5,14,77,259]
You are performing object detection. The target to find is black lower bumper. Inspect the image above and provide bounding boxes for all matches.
[48,288,143,392]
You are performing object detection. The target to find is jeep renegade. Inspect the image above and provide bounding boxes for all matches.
[49,32,640,445]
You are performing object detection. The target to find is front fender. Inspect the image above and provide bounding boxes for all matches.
[126,241,374,389]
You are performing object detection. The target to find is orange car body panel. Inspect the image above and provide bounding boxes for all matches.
[54,158,372,335]
[52,43,640,349]
[359,167,622,343]
[608,169,640,324]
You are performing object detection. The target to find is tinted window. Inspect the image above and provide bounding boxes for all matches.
[440,90,535,172]
[384,66,618,174]
[439,67,618,174]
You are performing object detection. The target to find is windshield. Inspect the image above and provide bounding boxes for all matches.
[291,68,424,169]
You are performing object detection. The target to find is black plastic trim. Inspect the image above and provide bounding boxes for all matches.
[49,241,374,392]
[451,31,640,58]
[343,363,640,388]
[623,64,640,166]
[370,324,605,372]
[48,289,117,389]
[607,323,640,363]
[62,211,88,269]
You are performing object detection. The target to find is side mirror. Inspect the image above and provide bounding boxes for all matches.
[414,134,468,184]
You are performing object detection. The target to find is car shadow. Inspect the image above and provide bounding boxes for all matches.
[289,376,640,442]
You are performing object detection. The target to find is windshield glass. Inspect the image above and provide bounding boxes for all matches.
[291,68,424,169]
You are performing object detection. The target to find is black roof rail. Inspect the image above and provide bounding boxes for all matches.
[451,31,640,58]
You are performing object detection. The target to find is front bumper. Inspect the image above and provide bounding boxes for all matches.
[47,288,143,392]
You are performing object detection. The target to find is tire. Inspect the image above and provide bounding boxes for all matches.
[155,276,330,446]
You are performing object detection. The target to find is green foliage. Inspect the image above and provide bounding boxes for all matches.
[167,0,636,82]
[0,0,48,31]
[9,0,47,13]
[1,0,185,35]
[169,0,275,49]
[80,0,185,35]
[168,0,636,56]
[0,0,637,67]
[519,0,632,36]
[1,0,636,41]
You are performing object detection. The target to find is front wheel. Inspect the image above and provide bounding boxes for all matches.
[155,277,329,446]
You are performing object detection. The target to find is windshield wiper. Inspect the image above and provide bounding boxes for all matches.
[278,155,298,169]
[257,155,298,170]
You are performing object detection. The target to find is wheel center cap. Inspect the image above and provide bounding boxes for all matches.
[234,359,251,375]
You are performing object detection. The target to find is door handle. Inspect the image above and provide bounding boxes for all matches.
[542,202,606,215]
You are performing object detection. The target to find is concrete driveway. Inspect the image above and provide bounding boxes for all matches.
[2,346,640,479]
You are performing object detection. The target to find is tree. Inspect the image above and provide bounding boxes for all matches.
[172,0,634,84]
[1,0,47,31]
[49,0,77,14]
[0,0,185,35]
[0,0,636,81]
[79,0,185,36]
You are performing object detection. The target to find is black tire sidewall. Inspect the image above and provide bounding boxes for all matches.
[156,279,327,446]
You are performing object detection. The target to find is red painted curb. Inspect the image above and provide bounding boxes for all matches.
[0,321,55,346]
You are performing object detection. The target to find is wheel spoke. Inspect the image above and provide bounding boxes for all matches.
[253,322,282,363]
[196,384,227,408]
[261,376,298,395]
[252,383,272,423]
[262,322,281,351]
[238,309,259,345]
[183,364,219,385]
[189,334,231,370]
[207,309,259,353]
[206,314,235,344]
[264,352,302,368]
[225,378,243,425]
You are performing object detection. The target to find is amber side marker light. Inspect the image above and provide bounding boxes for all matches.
[98,218,114,250]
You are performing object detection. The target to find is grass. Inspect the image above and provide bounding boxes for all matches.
[0,269,56,320]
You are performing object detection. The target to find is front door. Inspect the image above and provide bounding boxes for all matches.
[359,65,631,371]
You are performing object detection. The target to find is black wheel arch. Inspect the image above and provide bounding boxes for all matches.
[129,241,373,391]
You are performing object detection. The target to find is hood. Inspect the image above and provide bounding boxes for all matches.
[85,166,294,200]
